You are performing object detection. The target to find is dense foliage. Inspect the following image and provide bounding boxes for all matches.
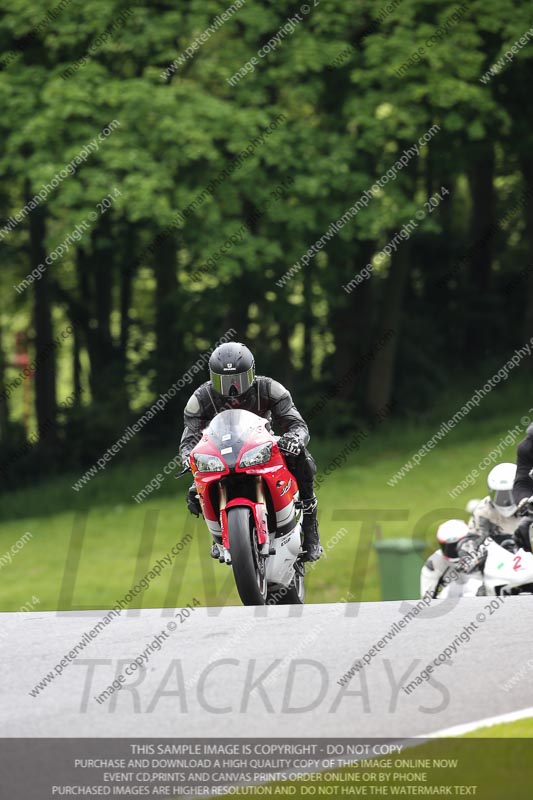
[1,0,532,488]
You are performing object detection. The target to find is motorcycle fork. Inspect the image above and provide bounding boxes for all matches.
[218,484,231,562]
[256,477,271,556]
[255,476,265,505]
[219,482,228,513]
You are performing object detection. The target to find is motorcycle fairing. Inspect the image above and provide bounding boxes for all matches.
[484,541,533,589]
[191,409,301,523]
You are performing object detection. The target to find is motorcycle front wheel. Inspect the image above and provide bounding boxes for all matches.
[227,506,268,606]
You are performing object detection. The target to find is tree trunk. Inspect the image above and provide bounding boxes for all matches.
[120,257,133,359]
[329,240,376,398]
[52,251,90,403]
[467,144,495,290]
[277,320,295,386]
[120,224,136,360]
[72,322,82,403]
[465,142,496,356]
[302,259,314,381]
[366,243,411,415]
[26,180,57,443]
[91,217,116,403]
[84,216,129,412]
[217,197,260,343]
[521,157,533,346]
[0,321,8,439]
[153,234,181,396]
[75,247,93,398]
[221,276,249,344]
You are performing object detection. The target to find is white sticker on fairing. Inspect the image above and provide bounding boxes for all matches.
[221,447,232,455]
[222,434,231,441]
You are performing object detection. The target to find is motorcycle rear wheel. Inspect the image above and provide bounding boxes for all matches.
[227,506,268,606]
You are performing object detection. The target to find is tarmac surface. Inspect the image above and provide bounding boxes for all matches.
[2,595,532,737]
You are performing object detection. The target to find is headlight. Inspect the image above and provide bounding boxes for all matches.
[239,443,272,468]
[194,453,225,472]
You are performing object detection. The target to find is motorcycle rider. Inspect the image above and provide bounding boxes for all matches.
[179,341,323,562]
[513,425,533,552]
[466,462,519,539]
[457,462,521,567]
[421,463,519,595]
[420,519,472,597]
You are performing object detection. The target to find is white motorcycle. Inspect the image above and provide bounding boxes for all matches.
[421,519,533,598]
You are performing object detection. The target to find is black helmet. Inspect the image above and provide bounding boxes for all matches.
[209,342,255,397]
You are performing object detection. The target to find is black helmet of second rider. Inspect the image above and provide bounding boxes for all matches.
[209,342,255,398]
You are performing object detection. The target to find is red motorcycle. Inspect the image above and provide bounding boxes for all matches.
[190,409,305,606]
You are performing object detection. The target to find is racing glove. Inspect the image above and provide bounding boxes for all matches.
[517,496,533,516]
[277,433,303,457]
[187,484,201,517]
[180,451,192,470]
[457,535,486,572]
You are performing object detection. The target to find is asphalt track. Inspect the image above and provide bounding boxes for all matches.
[2,596,532,737]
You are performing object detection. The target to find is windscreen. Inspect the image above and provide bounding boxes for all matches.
[206,409,269,469]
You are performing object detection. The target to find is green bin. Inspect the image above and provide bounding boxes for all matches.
[374,537,426,600]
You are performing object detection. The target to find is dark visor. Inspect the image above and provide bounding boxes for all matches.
[494,489,514,507]
[211,367,254,397]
